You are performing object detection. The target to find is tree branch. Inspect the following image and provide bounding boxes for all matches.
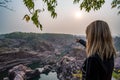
[0,2,6,4]
[0,0,13,11]
[0,4,13,11]
[4,0,12,3]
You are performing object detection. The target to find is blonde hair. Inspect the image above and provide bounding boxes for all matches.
[86,20,116,59]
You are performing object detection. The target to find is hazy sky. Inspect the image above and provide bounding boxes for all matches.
[0,0,120,35]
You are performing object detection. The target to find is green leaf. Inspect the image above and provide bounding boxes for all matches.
[31,10,42,30]
[73,0,80,4]
[23,0,34,11]
[111,0,120,14]
[51,11,57,18]
[79,0,105,12]
[40,24,42,31]
[23,14,30,22]
[112,4,117,8]
[118,11,120,14]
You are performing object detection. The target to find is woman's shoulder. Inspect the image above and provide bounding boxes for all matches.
[88,53,100,60]
[86,53,103,65]
[87,53,114,63]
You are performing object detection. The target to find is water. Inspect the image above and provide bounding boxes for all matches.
[28,62,58,80]
[32,67,58,80]
[0,70,8,80]
[39,72,58,80]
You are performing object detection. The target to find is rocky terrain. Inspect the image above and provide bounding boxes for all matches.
[0,32,120,80]
[0,32,76,70]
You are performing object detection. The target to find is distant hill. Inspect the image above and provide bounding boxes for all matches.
[0,32,81,53]
[0,32,119,53]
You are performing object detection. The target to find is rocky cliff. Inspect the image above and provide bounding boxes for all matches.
[0,32,120,80]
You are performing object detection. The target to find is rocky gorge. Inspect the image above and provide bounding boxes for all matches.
[0,32,120,80]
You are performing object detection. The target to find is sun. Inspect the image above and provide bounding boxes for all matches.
[75,11,82,19]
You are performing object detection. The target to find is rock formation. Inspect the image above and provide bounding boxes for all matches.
[8,64,40,80]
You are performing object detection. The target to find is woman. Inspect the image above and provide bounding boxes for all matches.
[77,20,116,80]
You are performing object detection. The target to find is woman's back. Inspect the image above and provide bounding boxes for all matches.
[82,53,114,80]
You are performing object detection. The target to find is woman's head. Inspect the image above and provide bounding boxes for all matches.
[86,20,116,59]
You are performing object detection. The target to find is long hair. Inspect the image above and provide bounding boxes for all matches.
[86,20,116,59]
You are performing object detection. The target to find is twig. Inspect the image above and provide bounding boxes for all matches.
[0,4,13,11]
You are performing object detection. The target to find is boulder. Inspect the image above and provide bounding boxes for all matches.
[3,77,9,80]
[41,65,52,75]
[56,56,84,80]
[25,69,40,79]
[8,64,40,80]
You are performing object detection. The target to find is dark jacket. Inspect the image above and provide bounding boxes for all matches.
[82,53,114,80]
[78,39,114,80]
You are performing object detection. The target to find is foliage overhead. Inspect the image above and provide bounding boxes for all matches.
[22,0,120,30]
[74,0,105,12]
[23,0,57,30]
[111,0,120,14]
[0,0,120,30]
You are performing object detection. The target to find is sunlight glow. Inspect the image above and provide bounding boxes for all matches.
[75,11,82,19]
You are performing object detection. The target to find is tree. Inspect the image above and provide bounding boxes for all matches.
[0,0,13,10]
[1,0,120,30]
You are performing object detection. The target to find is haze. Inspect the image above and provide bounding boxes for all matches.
[0,0,120,36]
